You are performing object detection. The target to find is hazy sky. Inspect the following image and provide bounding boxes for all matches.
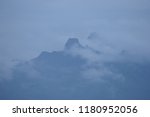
[0,0,150,99]
[0,0,150,62]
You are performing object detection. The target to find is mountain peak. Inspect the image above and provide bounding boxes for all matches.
[64,38,82,49]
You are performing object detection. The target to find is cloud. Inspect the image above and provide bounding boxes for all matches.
[0,0,150,99]
[0,37,150,99]
[0,0,150,62]
[13,61,42,79]
[65,34,122,63]
[82,66,124,82]
[63,37,125,87]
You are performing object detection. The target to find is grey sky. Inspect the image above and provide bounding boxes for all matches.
[0,0,150,62]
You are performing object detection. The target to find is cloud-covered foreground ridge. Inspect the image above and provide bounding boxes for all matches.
[0,37,150,100]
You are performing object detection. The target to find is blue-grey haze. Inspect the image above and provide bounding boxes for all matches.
[0,0,150,99]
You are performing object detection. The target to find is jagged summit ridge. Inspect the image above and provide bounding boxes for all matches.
[37,38,83,59]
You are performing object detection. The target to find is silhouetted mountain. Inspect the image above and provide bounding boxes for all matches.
[0,38,150,100]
